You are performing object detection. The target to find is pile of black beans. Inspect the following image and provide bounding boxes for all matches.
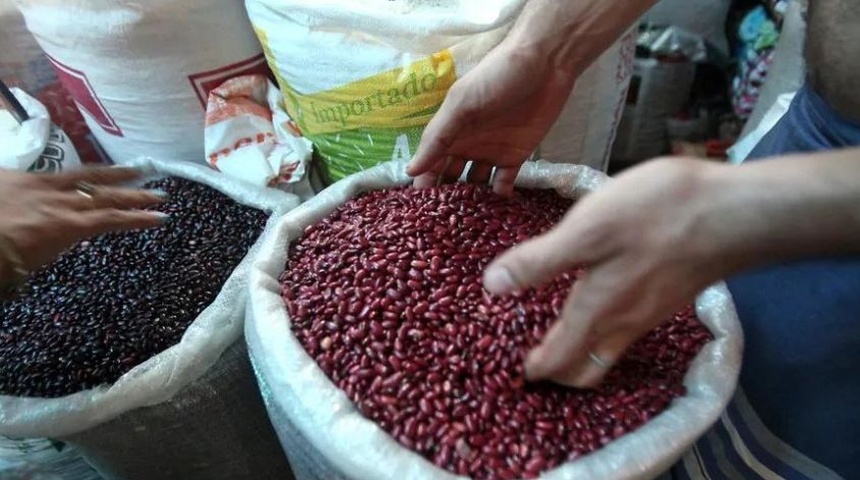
[0,177,269,398]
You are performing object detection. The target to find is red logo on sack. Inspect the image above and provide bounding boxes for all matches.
[46,56,123,137]
[188,54,271,108]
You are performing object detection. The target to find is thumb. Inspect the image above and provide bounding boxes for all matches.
[483,223,591,295]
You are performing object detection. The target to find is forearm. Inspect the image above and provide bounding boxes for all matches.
[506,0,657,74]
[700,149,860,273]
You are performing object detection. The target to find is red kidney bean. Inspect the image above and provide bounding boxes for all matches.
[280,184,713,480]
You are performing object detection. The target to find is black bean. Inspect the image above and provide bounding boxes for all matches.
[0,177,268,398]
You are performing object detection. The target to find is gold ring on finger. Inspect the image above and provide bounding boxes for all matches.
[75,181,97,201]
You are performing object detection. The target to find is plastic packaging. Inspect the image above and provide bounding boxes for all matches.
[0,87,81,172]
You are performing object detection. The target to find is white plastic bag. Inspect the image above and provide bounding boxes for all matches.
[0,87,81,172]
[246,160,743,480]
[245,0,632,180]
[0,158,299,480]
[16,0,269,166]
[204,75,315,200]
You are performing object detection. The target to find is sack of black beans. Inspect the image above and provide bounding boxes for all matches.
[0,157,300,480]
[246,160,744,480]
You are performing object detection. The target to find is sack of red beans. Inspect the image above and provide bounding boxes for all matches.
[245,160,743,480]
[0,158,300,480]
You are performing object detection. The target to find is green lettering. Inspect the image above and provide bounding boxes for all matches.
[335,105,351,126]
[350,100,366,116]
[421,73,437,92]
[319,107,337,123]
[402,72,419,99]
[388,88,404,105]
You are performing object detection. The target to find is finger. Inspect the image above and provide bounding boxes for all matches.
[524,273,635,387]
[466,162,493,185]
[413,171,441,189]
[483,218,595,295]
[524,282,594,383]
[439,157,467,185]
[56,187,168,211]
[48,167,143,190]
[534,327,634,388]
[492,166,520,196]
[407,92,472,177]
[70,209,169,239]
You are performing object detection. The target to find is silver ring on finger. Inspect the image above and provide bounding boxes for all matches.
[587,350,613,369]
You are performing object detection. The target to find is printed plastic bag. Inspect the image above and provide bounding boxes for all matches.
[246,0,633,181]
[0,87,81,172]
[0,0,101,165]
[0,158,299,480]
[245,160,743,479]
[204,74,316,200]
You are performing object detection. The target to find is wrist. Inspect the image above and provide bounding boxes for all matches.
[506,0,655,75]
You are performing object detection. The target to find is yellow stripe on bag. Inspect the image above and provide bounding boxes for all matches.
[279,50,456,136]
[253,25,291,97]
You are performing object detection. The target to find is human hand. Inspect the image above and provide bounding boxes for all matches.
[406,39,578,195]
[0,167,167,273]
[482,158,733,387]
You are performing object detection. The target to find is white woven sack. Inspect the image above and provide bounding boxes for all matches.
[245,0,632,179]
[16,0,268,166]
[246,160,743,480]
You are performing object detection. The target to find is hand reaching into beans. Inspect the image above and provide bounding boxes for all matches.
[407,39,578,195]
[0,167,167,285]
[482,152,860,387]
[407,0,658,195]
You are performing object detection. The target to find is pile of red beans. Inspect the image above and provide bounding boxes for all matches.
[281,184,711,480]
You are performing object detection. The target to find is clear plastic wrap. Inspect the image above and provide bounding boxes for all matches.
[246,160,743,480]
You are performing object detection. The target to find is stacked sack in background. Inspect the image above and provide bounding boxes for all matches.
[0,0,100,165]
[246,0,635,182]
[15,0,270,167]
[0,158,299,480]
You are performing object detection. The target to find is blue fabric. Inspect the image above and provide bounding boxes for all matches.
[726,84,860,478]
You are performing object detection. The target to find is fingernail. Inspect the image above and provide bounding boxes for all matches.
[147,189,169,199]
[483,265,517,294]
[154,212,171,223]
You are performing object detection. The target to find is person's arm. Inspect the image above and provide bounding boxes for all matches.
[407,0,657,194]
[507,0,655,75]
[481,151,860,387]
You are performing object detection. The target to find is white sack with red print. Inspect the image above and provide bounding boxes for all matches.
[16,0,268,166]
